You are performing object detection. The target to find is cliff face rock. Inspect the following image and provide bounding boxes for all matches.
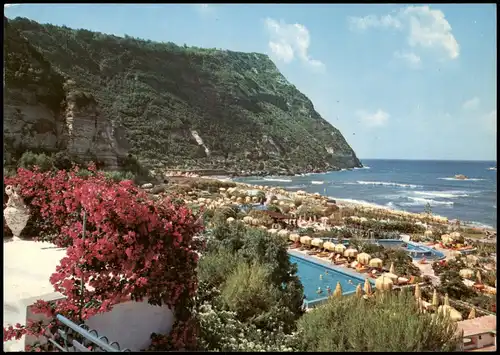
[62,90,121,169]
[3,17,125,168]
[5,17,362,174]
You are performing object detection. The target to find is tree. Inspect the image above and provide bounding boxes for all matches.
[296,290,461,352]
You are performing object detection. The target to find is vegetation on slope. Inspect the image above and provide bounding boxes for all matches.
[6,17,361,174]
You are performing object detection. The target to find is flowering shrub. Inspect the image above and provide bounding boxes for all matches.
[3,165,203,351]
[196,304,299,352]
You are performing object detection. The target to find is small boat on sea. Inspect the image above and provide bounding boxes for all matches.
[454,174,468,180]
[488,166,497,171]
[311,181,324,185]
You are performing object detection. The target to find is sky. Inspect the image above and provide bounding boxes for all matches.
[4,3,497,161]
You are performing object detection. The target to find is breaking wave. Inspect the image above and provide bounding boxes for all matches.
[353,181,422,188]
[438,177,485,181]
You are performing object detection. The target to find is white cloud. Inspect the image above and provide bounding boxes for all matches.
[349,5,459,62]
[356,109,390,127]
[264,18,324,70]
[462,97,480,110]
[394,50,421,69]
[348,14,402,31]
[195,4,213,15]
[484,109,496,134]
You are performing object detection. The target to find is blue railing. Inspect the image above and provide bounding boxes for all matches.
[48,314,131,352]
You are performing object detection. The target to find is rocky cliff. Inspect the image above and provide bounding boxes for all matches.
[3,17,125,169]
[4,17,362,175]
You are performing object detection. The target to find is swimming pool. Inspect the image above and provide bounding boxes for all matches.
[373,239,445,260]
[316,238,445,261]
[288,250,374,308]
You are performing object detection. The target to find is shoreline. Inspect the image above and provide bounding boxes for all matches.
[215,176,497,234]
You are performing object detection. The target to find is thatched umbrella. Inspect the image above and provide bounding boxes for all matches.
[268,228,279,234]
[414,283,421,299]
[468,307,476,319]
[450,231,461,239]
[226,217,235,223]
[356,284,363,297]
[344,248,358,258]
[438,305,462,322]
[389,262,395,275]
[311,238,324,248]
[369,258,383,268]
[324,241,336,251]
[459,268,474,279]
[364,278,373,295]
[357,252,371,265]
[333,282,343,298]
[278,229,289,238]
[335,244,346,253]
[300,236,312,246]
[375,275,393,291]
[476,270,483,284]
[424,230,433,237]
[441,234,452,243]
[289,234,300,242]
[382,272,398,283]
[432,289,439,308]
[444,293,450,307]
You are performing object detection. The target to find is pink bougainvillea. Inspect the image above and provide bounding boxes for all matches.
[3,165,203,351]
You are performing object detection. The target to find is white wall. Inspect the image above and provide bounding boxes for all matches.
[476,333,495,349]
[85,299,175,351]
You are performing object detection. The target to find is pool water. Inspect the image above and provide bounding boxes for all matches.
[288,252,372,307]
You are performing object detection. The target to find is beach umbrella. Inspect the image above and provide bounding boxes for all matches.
[333,281,343,298]
[382,272,398,282]
[476,270,483,284]
[323,241,335,251]
[357,252,371,265]
[300,236,312,246]
[389,262,395,275]
[311,238,324,248]
[364,279,373,295]
[441,234,452,243]
[226,217,235,223]
[414,283,421,300]
[278,229,289,238]
[450,231,461,239]
[369,258,383,268]
[432,289,439,307]
[444,293,450,307]
[289,234,300,242]
[438,305,462,322]
[344,248,358,258]
[375,275,393,291]
[356,284,363,297]
[459,268,474,279]
[335,244,346,253]
[468,307,476,319]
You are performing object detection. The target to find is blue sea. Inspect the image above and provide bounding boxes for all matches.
[236,160,497,229]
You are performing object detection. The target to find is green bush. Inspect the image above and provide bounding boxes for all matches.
[220,261,278,321]
[102,170,135,182]
[17,151,53,171]
[296,290,460,352]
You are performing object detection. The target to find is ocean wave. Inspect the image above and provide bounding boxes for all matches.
[413,190,469,199]
[354,166,371,170]
[311,181,324,185]
[355,181,422,188]
[262,178,293,183]
[286,185,307,189]
[438,177,485,181]
[404,197,454,206]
